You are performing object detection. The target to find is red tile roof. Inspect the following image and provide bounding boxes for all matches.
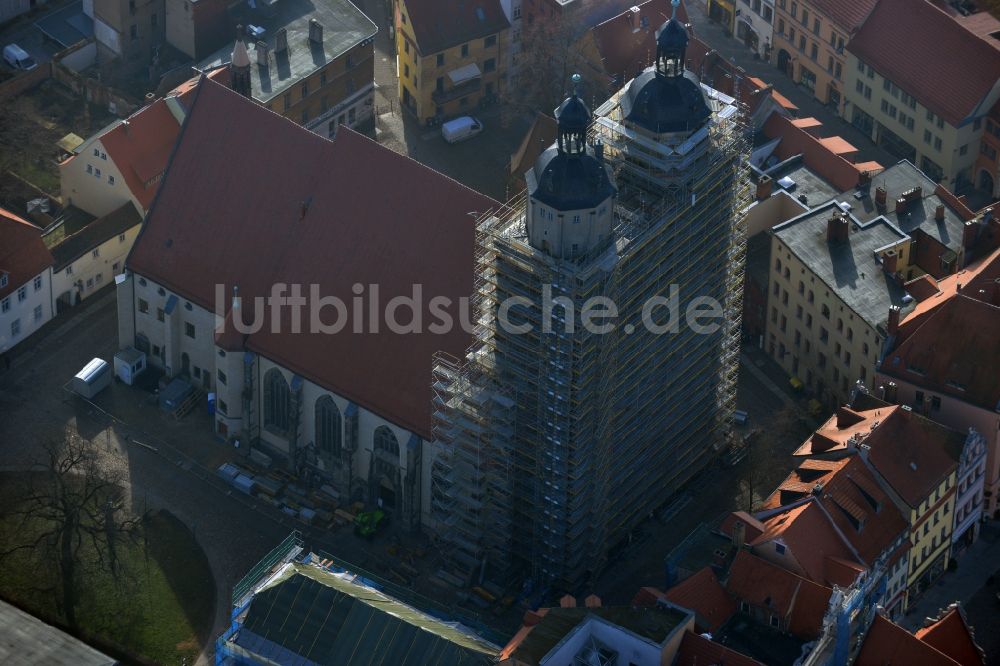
[725,550,832,640]
[127,78,498,439]
[0,207,54,302]
[750,500,864,587]
[675,631,764,666]
[589,0,690,84]
[899,246,1000,336]
[402,0,510,55]
[807,0,879,31]
[95,99,182,212]
[885,294,1000,413]
[856,615,964,666]
[847,0,1000,126]
[762,113,881,192]
[818,456,907,565]
[660,567,736,633]
[914,607,986,666]
[794,405,965,508]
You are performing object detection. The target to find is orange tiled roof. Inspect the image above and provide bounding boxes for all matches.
[886,294,1000,416]
[914,607,986,666]
[660,567,736,633]
[795,405,965,508]
[856,614,964,666]
[725,550,832,641]
[847,0,1000,126]
[92,99,182,211]
[899,246,1000,334]
[0,207,54,302]
[750,501,863,587]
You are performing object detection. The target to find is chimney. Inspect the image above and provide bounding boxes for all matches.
[732,520,746,548]
[895,196,908,213]
[887,305,900,335]
[756,174,773,201]
[882,249,898,275]
[935,204,945,222]
[256,41,269,66]
[308,19,323,45]
[584,594,602,608]
[594,139,604,163]
[875,186,887,209]
[559,594,577,608]
[276,28,288,54]
[827,212,849,242]
[963,220,978,250]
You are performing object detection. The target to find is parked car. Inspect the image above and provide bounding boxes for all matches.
[3,44,37,71]
[441,116,483,143]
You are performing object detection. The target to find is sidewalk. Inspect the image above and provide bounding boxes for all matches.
[684,0,898,169]
[901,521,1000,631]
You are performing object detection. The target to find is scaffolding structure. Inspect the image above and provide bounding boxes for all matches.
[431,79,752,590]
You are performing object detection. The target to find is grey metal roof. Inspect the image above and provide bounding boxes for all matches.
[231,563,500,665]
[527,146,616,211]
[0,601,117,666]
[199,0,377,103]
[841,161,966,249]
[774,201,909,329]
[768,161,840,210]
[621,69,711,134]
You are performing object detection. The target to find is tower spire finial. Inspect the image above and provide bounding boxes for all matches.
[671,0,680,18]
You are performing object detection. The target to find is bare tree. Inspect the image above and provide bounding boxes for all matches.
[505,13,597,115]
[0,432,145,629]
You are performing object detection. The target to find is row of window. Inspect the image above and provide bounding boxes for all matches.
[261,368,403,463]
[7,306,45,337]
[85,163,116,185]
[281,58,358,113]
[0,276,43,313]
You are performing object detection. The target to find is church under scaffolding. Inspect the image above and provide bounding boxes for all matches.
[430,4,752,590]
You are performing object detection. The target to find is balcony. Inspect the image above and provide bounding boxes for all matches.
[433,63,482,104]
[433,78,481,105]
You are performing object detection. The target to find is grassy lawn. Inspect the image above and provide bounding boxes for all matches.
[0,478,215,665]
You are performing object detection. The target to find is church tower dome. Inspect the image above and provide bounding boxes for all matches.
[620,0,711,135]
[525,75,616,261]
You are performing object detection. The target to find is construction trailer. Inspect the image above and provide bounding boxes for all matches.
[430,75,752,591]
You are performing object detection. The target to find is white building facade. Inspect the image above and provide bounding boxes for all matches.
[1,269,53,354]
[117,272,425,530]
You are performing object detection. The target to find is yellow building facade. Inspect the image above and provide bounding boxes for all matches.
[904,473,956,610]
[395,0,509,125]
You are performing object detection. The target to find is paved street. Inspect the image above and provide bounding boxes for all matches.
[685,0,898,169]
[0,291,502,664]
[902,523,1000,636]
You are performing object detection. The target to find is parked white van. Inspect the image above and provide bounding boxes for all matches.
[3,44,37,71]
[441,116,483,143]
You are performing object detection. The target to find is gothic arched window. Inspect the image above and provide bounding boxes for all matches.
[315,396,342,455]
[263,369,290,433]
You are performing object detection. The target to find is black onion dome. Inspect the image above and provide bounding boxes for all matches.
[621,69,711,134]
[528,146,615,211]
[657,17,688,53]
[555,94,591,135]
